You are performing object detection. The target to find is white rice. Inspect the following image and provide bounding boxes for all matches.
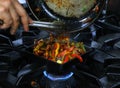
[45,0,96,18]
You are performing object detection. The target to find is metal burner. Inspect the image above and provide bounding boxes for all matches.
[43,71,74,81]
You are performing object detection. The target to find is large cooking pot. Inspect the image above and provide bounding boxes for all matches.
[27,0,105,33]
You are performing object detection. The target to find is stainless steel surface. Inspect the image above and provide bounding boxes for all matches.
[28,20,95,33]
[26,0,105,33]
[29,21,65,30]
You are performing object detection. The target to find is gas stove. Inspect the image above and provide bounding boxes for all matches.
[0,2,120,88]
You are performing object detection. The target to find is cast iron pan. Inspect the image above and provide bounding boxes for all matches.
[32,45,93,75]
[0,41,92,76]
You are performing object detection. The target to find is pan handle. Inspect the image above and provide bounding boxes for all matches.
[29,20,65,29]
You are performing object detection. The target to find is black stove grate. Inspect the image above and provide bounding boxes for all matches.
[16,66,102,88]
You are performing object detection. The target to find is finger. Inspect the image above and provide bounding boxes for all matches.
[0,5,12,29]
[28,17,33,24]
[9,5,20,35]
[12,0,29,31]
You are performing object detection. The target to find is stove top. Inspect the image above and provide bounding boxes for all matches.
[0,3,120,88]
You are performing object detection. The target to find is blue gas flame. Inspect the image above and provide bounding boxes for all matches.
[43,71,74,81]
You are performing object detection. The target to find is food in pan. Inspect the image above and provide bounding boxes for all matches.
[45,0,96,18]
[33,34,86,64]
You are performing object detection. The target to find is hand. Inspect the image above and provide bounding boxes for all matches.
[0,0,32,35]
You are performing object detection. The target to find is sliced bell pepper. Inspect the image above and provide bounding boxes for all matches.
[63,54,70,63]
[51,42,60,59]
[71,54,83,62]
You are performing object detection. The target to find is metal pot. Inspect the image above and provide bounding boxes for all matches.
[27,0,105,33]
